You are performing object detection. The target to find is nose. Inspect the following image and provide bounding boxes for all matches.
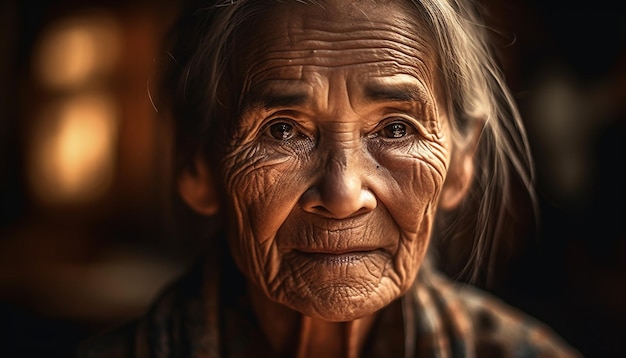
[300,151,377,219]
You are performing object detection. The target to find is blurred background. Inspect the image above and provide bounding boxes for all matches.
[0,0,624,357]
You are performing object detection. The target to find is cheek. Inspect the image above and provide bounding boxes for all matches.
[374,137,449,289]
[224,145,301,237]
[221,141,310,285]
[377,138,449,231]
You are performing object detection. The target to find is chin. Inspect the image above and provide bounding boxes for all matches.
[282,282,398,322]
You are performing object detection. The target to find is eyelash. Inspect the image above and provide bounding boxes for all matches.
[262,118,310,142]
[260,116,419,143]
[369,117,418,141]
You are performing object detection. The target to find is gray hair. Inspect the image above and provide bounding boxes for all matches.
[156,0,538,286]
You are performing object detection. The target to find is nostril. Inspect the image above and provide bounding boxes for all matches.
[310,205,333,217]
[302,188,377,219]
[299,156,377,219]
[307,204,371,220]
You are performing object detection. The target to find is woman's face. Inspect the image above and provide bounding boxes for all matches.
[221,0,453,321]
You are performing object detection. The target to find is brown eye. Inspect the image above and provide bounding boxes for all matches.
[268,122,295,140]
[382,122,407,138]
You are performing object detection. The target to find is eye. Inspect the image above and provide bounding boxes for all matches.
[267,121,296,140]
[381,121,410,139]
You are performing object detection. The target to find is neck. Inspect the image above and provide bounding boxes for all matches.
[296,315,375,358]
[248,284,376,358]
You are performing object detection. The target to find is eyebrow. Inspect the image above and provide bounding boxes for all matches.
[364,83,425,103]
[242,85,309,111]
[240,81,427,112]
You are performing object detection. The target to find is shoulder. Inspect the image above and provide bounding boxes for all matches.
[76,319,139,358]
[419,269,583,357]
[75,275,196,358]
[76,259,221,358]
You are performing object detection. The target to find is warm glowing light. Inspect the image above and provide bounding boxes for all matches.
[29,94,119,204]
[35,12,120,89]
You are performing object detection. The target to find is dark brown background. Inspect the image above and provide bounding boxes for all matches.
[1,0,624,356]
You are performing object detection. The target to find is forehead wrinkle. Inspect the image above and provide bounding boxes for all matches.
[242,23,437,84]
[245,47,434,92]
[292,24,435,53]
[290,1,435,44]
[242,10,438,73]
[259,26,434,52]
[238,2,441,106]
[235,0,444,128]
[244,24,436,69]
[247,46,432,72]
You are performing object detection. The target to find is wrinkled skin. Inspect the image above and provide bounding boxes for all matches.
[220,0,454,325]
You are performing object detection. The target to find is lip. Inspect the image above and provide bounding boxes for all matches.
[292,248,386,264]
[277,212,399,254]
[306,215,370,232]
[295,247,380,255]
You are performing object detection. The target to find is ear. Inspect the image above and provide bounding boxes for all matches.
[177,157,220,216]
[439,150,474,210]
[439,122,483,210]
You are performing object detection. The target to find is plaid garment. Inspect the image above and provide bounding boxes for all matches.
[78,251,582,358]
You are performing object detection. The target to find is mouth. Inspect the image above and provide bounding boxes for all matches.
[293,248,386,264]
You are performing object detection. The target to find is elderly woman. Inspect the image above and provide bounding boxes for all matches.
[80,0,581,357]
